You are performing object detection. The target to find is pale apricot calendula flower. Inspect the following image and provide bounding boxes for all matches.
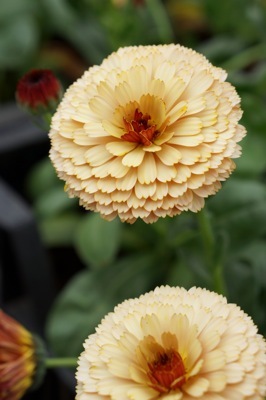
[49,44,246,223]
[76,286,266,399]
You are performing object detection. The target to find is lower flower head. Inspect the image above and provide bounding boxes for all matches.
[49,44,246,223]
[0,310,38,400]
[76,286,266,399]
[16,69,62,114]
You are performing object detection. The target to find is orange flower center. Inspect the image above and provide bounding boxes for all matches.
[147,349,186,393]
[121,108,158,146]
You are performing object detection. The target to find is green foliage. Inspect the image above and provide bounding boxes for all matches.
[46,252,162,357]
[74,213,122,269]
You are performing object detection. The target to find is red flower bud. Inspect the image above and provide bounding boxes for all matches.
[16,69,62,115]
[0,310,45,400]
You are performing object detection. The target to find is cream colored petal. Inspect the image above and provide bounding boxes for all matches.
[187,174,206,189]
[97,80,117,105]
[96,203,116,216]
[182,376,209,397]
[182,69,214,99]
[111,190,131,202]
[102,120,123,138]
[173,165,191,183]
[59,119,83,139]
[75,165,92,180]
[201,350,226,373]
[179,147,200,165]
[97,177,117,193]
[89,95,115,120]
[154,131,175,146]
[118,65,149,102]
[74,131,110,146]
[143,144,162,152]
[114,81,134,105]
[59,142,87,165]
[224,363,244,384]
[122,146,145,167]
[84,122,110,137]
[185,96,206,115]
[170,117,203,136]
[144,199,163,212]
[154,61,176,81]
[168,182,187,198]
[149,78,165,98]
[71,104,98,123]
[94,192,113,205]
[106,141,138,156]
[139,94,166,127]
[127,193,145,208]
[137,153,157,184]
[155,158,177,182]
[132,208,150,219]
[127,385,158,400]
[112,101,138,128]
[108,157,130,178]
[206,371,227,392]
[116,169,137,190]
[164,77,187,111]
[156,144,182,166]
[169,134,204,147]
[167,101,188,124]
[135,182,156,199]
[85,145,114,166]
[199,109,218,127]
[151,181,168,200]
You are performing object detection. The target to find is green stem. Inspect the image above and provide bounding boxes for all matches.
[221,43,266,72]
[197,209,215,267]
[45,357,77,368]
[145,0,174,43]
[196,209,226,295]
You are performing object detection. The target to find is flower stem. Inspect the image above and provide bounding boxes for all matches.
[196,209,226,295]
[45,357,77,368]
[197,209,215,267]
[145,0,174,43]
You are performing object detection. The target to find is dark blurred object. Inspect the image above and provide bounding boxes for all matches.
[0,102,49,196]
[0,102,76,399]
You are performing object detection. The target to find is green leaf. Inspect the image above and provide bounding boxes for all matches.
[74,213,122,269]
[208,178,266,215]
[224,258,265,329]
[46,252,160,358]
[38,213,81,246]
[26,158,60,200]
[0,16,39,68]
[232,241,266,288]
[166,260,198,289]
[34,186,78,218]
[46,269,112,358]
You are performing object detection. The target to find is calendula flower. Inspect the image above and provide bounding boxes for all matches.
[76,286,266,400]
[16,69,62,114]
[0,310,38,400]
[49,44,246,223]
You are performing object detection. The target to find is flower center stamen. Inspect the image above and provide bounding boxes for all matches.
[121,108,158,146]
[147,349,186,393]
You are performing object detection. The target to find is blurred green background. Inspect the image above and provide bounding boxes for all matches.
[1,0,266,361]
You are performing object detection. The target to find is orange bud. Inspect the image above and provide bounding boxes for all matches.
[0,310,38,400]
[16,69,62,115]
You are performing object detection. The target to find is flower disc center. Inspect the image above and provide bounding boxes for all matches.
[147,349,186,393]
[121,108,158,146]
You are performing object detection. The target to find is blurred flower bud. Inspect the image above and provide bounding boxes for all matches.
[16,69,62,116]
[0,310,46,400]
